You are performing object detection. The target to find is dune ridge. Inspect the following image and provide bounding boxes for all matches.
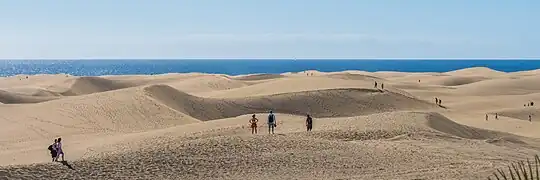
[59,76,136,96]
[144,84,437,121]
[0,90,59,104]
[231,73,285,81]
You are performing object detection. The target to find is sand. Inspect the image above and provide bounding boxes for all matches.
[0,67,539,179]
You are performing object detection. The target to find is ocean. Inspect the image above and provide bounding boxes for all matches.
[1,59,539,77]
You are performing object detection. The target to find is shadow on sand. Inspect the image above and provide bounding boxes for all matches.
[438,104,447,109]
[60,161,75,170]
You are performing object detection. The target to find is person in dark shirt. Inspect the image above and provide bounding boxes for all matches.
[48,139,58,162]
[268,111,276,134]
[306,114,313,132]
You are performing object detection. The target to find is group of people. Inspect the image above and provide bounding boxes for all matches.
[434,98,442,106]
[47,138,65,162]
[486,113,533,122]
[374,81,384,90]
[248,111,313,134]
[486,113,499,121]
[524,101,535,107]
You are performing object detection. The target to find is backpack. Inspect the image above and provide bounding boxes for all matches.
[268,114,275,123]
[48,145,53,151]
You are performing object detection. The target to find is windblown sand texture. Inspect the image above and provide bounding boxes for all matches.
[1,67,540,180]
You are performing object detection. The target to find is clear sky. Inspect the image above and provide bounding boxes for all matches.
[0,0,538,59]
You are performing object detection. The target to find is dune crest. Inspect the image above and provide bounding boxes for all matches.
[454,75,540,95]
[231,73,285,81]
[0,89,59,104]
[144,84,436,121]
[445,67,505,77]
[60,76,136,96]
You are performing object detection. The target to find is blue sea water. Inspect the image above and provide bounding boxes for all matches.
[1,59,540,77]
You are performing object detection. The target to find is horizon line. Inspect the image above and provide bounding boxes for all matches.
[1,58,540,61]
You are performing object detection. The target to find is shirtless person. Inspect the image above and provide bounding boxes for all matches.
[249,114,259,134]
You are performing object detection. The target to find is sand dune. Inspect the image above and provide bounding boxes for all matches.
[422,76,488,86]
[3,68,540,179]
[0,89,59,104]
[0,87,62,97]
[507,69,540,77]
[205,76,376,98]
[164,75,249,95]
[59,76,136,96]
[453,75,540,95]
[101,73,206,86]
[493,107,537,121]
[445,67,505,77]
[231,73,285,81]
[0,87,200,143]
[324,72,384,81]
[145,84,436,121]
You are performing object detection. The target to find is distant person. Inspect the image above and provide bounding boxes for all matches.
[495,113,498,119]
[249,114,259,134]
[418,80,421,83]
[529,115,532,122]
[531,102,534,106]
[438,99,442,105]
[56,138,65,162]
[306,114,313,132]
[381,83,384,90]
[268,111,277,134]
[47,139,58,162]
[435,98,439,105]
[374,81,378,88]
[485,114,488,121]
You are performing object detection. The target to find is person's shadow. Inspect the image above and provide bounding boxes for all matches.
[60,160,75,170]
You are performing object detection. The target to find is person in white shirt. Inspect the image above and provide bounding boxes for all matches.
[56,137,65,162]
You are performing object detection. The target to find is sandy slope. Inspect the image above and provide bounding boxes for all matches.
[0,90,59,104]
[1,67,540,180]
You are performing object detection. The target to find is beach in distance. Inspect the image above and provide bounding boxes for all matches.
[1,60,540,179]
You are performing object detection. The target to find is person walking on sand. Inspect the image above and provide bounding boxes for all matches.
[249,114,259,134]
[438,99,442,105]
[47,139,58,162]
[485,114,488,121]
[381,83,384,90]
[55,138,65,162]
[529,115,532,122]
[435,98,439,105]
[495,113,498,119]
[268,111,277,134]
[306,114,313,132]
[374,81,378,88]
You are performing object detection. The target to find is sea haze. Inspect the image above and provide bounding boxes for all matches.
[1,59,539,77]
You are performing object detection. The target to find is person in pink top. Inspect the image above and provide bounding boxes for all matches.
[56,137,65,162]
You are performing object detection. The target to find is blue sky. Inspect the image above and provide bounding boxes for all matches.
[0,0,538,59]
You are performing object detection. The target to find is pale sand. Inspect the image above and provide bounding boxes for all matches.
[0,67,539,179]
